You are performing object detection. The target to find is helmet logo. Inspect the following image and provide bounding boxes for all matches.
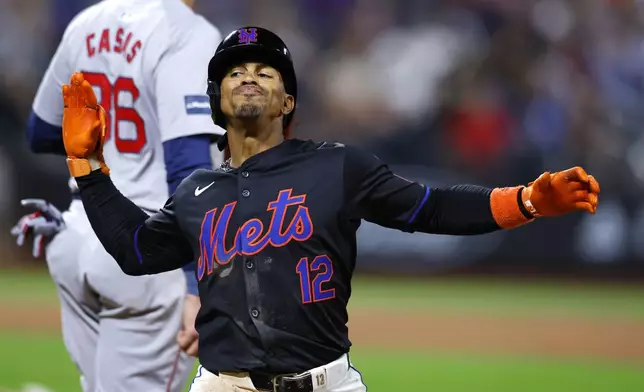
[238,28,258,44]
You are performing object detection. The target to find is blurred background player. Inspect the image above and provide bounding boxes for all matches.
[10,0,224,391]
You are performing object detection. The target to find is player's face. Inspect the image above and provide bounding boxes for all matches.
[220,62,294,123]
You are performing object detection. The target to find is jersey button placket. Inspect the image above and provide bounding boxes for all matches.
[239,170,260,324]
[240,171,250,197]
[245,259,254,269]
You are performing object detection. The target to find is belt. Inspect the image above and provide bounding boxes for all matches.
[212,370,313,392]
[249,372,314,392]
[217,353,350,392]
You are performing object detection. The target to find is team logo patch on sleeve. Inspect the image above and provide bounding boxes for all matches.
[184,95,211,115]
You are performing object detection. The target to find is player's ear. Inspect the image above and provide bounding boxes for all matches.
[282,94,294,116]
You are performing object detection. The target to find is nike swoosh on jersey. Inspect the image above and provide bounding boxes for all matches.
[194,182,215,196]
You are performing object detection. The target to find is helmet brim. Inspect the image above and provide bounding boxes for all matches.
[207,44,297,98]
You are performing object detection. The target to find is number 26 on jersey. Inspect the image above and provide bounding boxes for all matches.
[83,72,146,154]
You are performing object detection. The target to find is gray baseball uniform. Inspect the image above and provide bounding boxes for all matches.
[29,0,224,390]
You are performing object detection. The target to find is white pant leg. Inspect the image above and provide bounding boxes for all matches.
[45,201,101,392]
[81,228,195,392]
[47,200,194,392]
[311,354,367,392]
[326,364,367,392]
[189,366,237,392]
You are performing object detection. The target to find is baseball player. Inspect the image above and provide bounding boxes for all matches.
[11,0,224,391]
[58,27,600,392]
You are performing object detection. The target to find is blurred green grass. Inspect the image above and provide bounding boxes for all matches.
[1,269,644,391]
[1,334,643,392]
[0,269,59,304]
[356,349,644,392]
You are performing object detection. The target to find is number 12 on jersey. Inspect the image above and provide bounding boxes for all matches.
[296,255,336,303]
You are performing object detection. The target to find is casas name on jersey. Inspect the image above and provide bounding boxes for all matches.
[86,27,142,63]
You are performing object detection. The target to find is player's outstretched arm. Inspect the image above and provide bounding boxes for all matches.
[62,72,193,275]
[345,146,600,235]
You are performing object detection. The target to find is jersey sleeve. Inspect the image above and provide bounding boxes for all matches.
[75,170,194,275]
[31,21,75,126]
[138,196,195,271]
[153,21,225,142]
[344,146,502,235]
[344,146,428,232]
[162,135,213,296]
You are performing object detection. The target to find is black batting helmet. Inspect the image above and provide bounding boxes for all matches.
[207,27,297,151]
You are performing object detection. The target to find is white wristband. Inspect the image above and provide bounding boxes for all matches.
[88,157,103,172]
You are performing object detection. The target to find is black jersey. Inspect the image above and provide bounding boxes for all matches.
[76,138,502,374]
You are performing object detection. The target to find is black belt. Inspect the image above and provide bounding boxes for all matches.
[215,370,315,392]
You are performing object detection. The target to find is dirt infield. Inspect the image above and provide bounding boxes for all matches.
[2,302,643,363]
[349,309,644,362]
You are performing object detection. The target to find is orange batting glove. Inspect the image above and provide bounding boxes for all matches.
[522,167,600,217]
[62,72,110,177]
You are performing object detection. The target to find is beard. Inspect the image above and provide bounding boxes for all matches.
[234,102,263,119]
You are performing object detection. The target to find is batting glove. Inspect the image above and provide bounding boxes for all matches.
[62,72,110,177]
[10,199,66,258]
[523,166,600,217]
